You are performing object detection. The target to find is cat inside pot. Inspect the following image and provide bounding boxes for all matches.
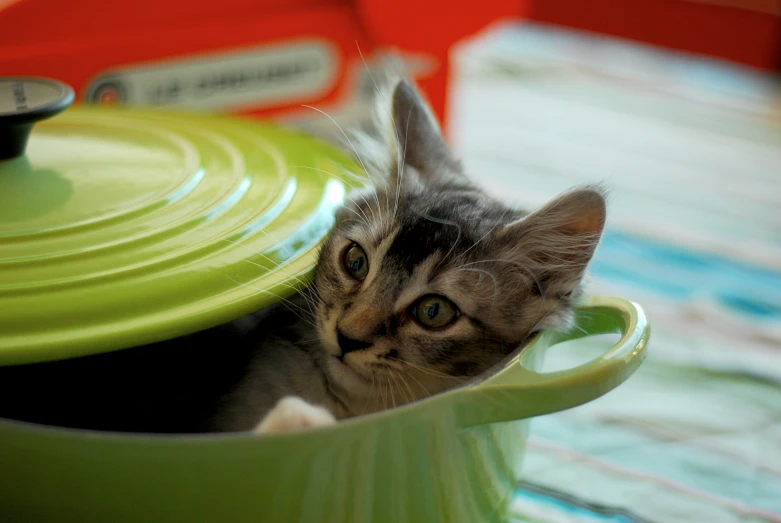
[0,77,606,435]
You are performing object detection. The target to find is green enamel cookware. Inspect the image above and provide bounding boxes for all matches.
[0,78,649,523]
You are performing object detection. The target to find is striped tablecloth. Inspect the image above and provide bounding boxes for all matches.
[450,23,781,523]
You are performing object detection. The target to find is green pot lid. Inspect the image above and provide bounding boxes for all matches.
[0,78,361,365]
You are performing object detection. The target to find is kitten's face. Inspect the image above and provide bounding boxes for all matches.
[312,80,605,413]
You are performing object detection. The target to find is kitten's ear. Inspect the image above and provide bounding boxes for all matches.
[390,80,462,183]
[497,187,607,280]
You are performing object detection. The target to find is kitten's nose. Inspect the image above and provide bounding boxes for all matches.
[337,329,372,356]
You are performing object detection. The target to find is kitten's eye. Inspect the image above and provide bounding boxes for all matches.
[343,243,369,281]
[412,295,460,329]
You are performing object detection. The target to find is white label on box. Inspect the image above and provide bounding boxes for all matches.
[85,40,338,112]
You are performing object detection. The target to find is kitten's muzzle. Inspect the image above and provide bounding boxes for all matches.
[337,329,373,357]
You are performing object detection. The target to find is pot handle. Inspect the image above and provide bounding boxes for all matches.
[456,296,649,427]
[0,77,74,160]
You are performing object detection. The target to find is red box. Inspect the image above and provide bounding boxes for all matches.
[527,0,781,70]
[0,0,524,132]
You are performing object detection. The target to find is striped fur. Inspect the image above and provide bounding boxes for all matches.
[212,77,606,431]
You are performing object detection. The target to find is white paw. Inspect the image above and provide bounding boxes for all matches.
[254,396,337,434]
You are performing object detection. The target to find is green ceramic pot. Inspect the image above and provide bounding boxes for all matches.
[0,79,650,523]
[0,297,648,523]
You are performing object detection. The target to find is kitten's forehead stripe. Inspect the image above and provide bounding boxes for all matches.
[387,219,454,275]
[385,196,485,275]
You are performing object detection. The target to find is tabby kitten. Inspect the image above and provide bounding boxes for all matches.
[213,78,607,433]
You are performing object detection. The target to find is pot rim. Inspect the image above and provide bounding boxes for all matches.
[0,295,649,442]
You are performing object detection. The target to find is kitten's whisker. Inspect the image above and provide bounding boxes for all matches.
[391,77,405,225]
[256,287,318,322]
[296,299,316,320]
[291,165,376,227]
[341,219,370,228]
[341,206,372,229]
[301,105,384,231]
[271,281,317,308]
[389,375,397,409]
[219,274,316,327]
[387,370,402,406]
[393,160,402,223]
[395,107,413,224]
[396,370,417,405]
[205,236,317,293]
[391,370,410,405]
[395,370,413,405]
[299,285,321,312]
[285,286,316,314]
[372,374,381,413]
[354,46,394,228]
[340,47,394,196]
[389,357,466,381]
[292,165,361,190]
[368,373,377,411]
[404,370,432,397]
[355,47,403,227]
[356,40,383,101]
[196,257,317,323]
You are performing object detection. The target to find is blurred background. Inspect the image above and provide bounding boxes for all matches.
[2,0,780,521]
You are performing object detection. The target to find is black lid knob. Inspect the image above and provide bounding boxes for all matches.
[0,77,74,161]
